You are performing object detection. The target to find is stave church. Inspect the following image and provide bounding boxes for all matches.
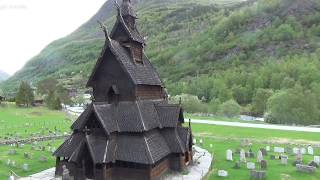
[54,0,193,179]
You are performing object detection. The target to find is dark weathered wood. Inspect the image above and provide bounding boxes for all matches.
[54,0,193,179]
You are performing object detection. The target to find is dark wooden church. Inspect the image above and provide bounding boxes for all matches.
[54,0,193,179]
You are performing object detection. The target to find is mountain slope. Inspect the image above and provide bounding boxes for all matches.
[0,0,252,91]
[2,0,320,111]
[0,70,9,82]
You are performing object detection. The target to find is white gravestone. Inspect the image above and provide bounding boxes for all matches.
[281,155,288,165]
[218,170,228,177]
[226,149,233,161]
[247,162,255,170]
[293,147,299,154]
[257,150,263,163]
[307,146,314,155]
[240,149,246,163]
[314,156,320,165]
[274,147,285,153]
[193,139,197,144]
[301,148,306,154]
[266,146,270,152]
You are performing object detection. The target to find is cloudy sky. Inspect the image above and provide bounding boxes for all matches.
[0,0,106,75]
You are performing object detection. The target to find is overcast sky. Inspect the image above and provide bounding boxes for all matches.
[0,0,106,75]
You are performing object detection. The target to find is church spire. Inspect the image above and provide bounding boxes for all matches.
[120,0,137,19]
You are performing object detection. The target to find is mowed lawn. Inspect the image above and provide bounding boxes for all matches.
[191,124,320,180]
[0,140,63,179]
[0,104,72,179]
[0,104,72,139]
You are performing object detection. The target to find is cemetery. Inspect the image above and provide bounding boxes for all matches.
[0,104,319,179]
[0,104,71,179]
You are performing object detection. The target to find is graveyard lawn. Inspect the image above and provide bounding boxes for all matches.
[0,104,72,139]
[0,140,63,179]
[190,124,320,180]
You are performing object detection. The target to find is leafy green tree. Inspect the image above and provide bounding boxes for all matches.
[251,88,273,116]
[170,94,207,113]
[273,24,295,41]
[45,90,62,110]
[208,98,221,114]
[218,99,241,117]
[37,78,58,95]
[16,81,34,107]
[267,85,319,125]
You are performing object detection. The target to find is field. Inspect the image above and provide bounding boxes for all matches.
[0,104,319,179]
[190,124,320,180]
[0,104,71,179]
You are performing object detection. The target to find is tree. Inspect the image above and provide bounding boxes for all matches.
[208,98,221,114]
[37,78,58,95]
[266,85,319,125]
[218,99,241,117]
[45,90,62,110]
[16,81,34,107]
[251,88,273,116]
[170,94,207,113]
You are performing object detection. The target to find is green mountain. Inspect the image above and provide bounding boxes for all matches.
[2,0,320,124]
[0,70,9,82]
[0,0,253,91]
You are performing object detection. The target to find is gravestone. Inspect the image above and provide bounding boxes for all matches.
[308,161,319,168]
[22,163,29,172]
[293,147,299,154]
[226,149,233,161]
[307,146,314,155]
[260,160,267,170]
[240,149,246,163]
[247,162,255,170]
[257,150,263,163]
[296,164,316,173]
[314,156,320,165]
[266,146,270,152]
[260,148,267,156]
[233,161,241,169]
[250,170,266,180]
[218,170,228,177]
[8,149,16,155]
[245,152,250,158]
[270,155,275,160]
[7,159,11,166]
[281,155,288,165]
[274,147,285,153]
[301,148,306,155]
[293,148,303,166]
[24,152,30,159]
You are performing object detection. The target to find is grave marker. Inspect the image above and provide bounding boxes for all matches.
[247,162,255,170]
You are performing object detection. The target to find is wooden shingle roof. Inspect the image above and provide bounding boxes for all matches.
[86,39,162,87]
[54,128,189,165]
[71,100,183,134]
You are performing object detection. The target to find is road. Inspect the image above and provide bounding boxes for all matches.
[190,119,320,133]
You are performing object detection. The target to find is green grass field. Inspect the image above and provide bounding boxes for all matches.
[0,104,72,139]
[0,104,319,179]
[0,140,63,179]
[190,124,320,180]
[0,104,71,179]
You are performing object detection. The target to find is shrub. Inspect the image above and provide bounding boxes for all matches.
[218,99,241,117]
